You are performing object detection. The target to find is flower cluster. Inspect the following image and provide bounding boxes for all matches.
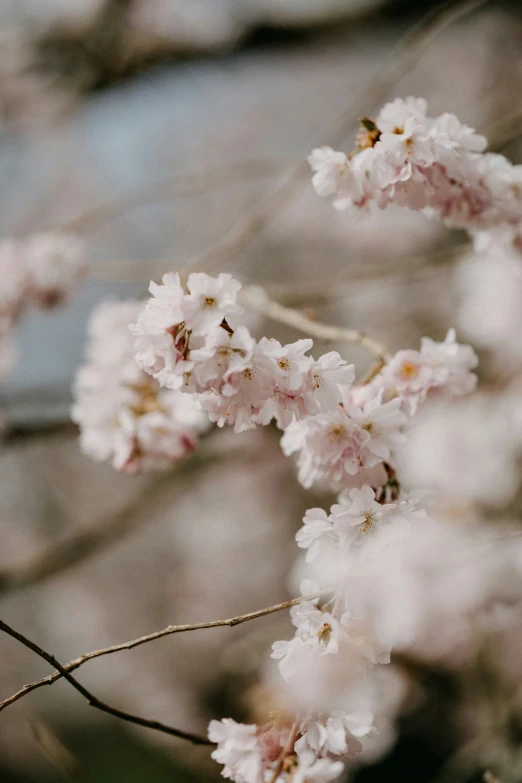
[87,100,522,783]
[131,272,354,432]
[309,97,522,238]
[209,718,344,783]
[125,272,479,780]
[0,232,85,318]
[0,232,85,386]
[209,487,426,783]
[282,329,477,492]
[72,300,209,474]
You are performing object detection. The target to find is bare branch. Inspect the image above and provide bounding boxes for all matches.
[0,594,320,712]
[0,618,212,745]
[240,287,392,361]
[54,158,290,235]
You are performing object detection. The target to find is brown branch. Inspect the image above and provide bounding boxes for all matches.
[0,594,320,712]
[0,618,212,746]
[240,287,391,361]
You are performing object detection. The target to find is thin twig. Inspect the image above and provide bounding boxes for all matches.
[0,619,212,745]
[0,594,320,712]
[53,159,290,235]
[240,287,392,361]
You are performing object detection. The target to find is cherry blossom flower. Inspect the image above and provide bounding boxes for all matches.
[290,757,345,783]
[296,709,375,760]
[330,486,418,561]
[208,719,268,783]
[183,272,243,335]
[375,329,478,412]
[307,146,361,210]
[308,352,355,410]
[375,96,428,134]
[296,508,344,564]
[418,328,478,398]
[281,411,387,492]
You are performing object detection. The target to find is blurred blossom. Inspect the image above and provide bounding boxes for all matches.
[399,393,522,507]
[456,241,522,369]
[72,299,210,473]
[338,517,522,669]
[0,232,84,389]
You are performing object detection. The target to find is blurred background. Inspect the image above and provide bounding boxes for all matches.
[1,1,522,781]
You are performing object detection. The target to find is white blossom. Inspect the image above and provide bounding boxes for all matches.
[375,96,428,134]
[208,719,267,783]
[290,757,344,783]
[281,411,387,492]
[342,388,407,465]
[296,708,375,760]
[307,146,360,210]
[375,329,478,411]
[183,272,243,335]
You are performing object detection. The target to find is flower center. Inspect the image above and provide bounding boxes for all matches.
[277,358,290,371]
[401,361,419,379]
[329,424,346,442]
[317,623,332,646]
[361,512,374,534]
[204,297,216,307]
[356,118,381,149]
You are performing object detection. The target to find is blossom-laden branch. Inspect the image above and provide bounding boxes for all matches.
[0,595,320,713]
[0,618,212,746]
[309,98,522,278]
